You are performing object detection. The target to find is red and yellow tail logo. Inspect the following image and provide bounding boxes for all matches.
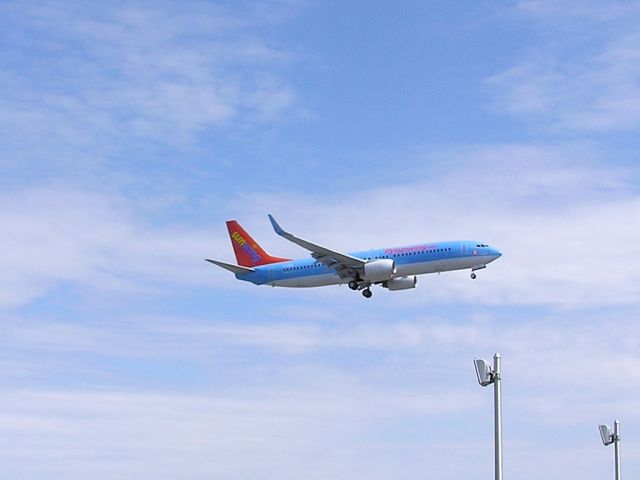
[226,220,290,267]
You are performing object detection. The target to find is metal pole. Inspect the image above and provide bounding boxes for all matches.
[493,353,503,480]
[614,419,621,480]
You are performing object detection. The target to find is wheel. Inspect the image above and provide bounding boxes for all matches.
[362,288,372,298]
[470,272,477,279]
[348,280,359,290]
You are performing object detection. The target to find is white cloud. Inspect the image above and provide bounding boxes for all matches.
[0,387,478,480]
[489,1,640,131]
[5,300,640,422]
[3,145,638,308]
[0,1,301,168]
[2,4,638,478]
[2,305,640,479]
[237,144,640,307]
[0,186,228,307]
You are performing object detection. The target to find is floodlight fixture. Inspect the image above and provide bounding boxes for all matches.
[598,419,621,480]
[474,358,494,386]
[473,353,502,480]
[599,424,614,446]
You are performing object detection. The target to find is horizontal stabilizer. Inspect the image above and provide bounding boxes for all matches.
[205,259,255,274]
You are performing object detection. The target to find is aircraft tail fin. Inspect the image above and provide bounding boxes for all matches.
[226,220,290,267]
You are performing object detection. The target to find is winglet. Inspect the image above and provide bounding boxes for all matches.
[266,214,366,268]
[268,214,286,236]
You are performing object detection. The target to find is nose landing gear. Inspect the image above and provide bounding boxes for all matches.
[470,264,486,280]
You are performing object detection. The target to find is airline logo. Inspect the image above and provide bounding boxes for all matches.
[384,244,434,255]
[231,231,262,263]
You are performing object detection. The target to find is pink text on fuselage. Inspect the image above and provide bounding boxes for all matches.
[384,244,437,255]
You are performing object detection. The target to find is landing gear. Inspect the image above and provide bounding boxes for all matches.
[348,280,359,290]
[470,265,486,280]
[362,288,372,298]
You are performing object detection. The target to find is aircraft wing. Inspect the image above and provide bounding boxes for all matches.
[268,214,365,277]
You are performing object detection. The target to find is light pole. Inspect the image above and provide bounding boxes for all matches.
[599,419,621,480]
[474,353,503,480]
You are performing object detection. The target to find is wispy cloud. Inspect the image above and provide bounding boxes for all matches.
[3,145,638,308]
[0,1,301,171]
[5,300,640,422]
[3,305,640,479]
[0,186,229,307]
[0,386,479,480]
[489,0,640,131]
[237,144,640,306]
[3,3,639,479]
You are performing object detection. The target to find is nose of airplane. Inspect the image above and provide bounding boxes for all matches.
[491,248,502,258]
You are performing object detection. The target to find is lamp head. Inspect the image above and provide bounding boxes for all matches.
[474,358,494,386]
[599,424,614,445]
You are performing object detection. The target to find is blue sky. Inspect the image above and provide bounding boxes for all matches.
[2,1,640,478]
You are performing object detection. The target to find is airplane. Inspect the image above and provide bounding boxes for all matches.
[206,215,502,298]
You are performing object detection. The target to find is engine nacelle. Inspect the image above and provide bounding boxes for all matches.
[384,276,417,291]
[362,259,396,282]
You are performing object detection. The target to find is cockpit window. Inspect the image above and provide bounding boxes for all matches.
[476,244,490,247]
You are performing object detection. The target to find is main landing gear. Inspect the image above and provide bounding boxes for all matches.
[347,279,372,298]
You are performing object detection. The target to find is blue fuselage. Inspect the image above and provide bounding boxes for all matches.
[236,240,501,288]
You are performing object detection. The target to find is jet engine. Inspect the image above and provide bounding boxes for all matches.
[384,276,417,290]
[362,259,396,282]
